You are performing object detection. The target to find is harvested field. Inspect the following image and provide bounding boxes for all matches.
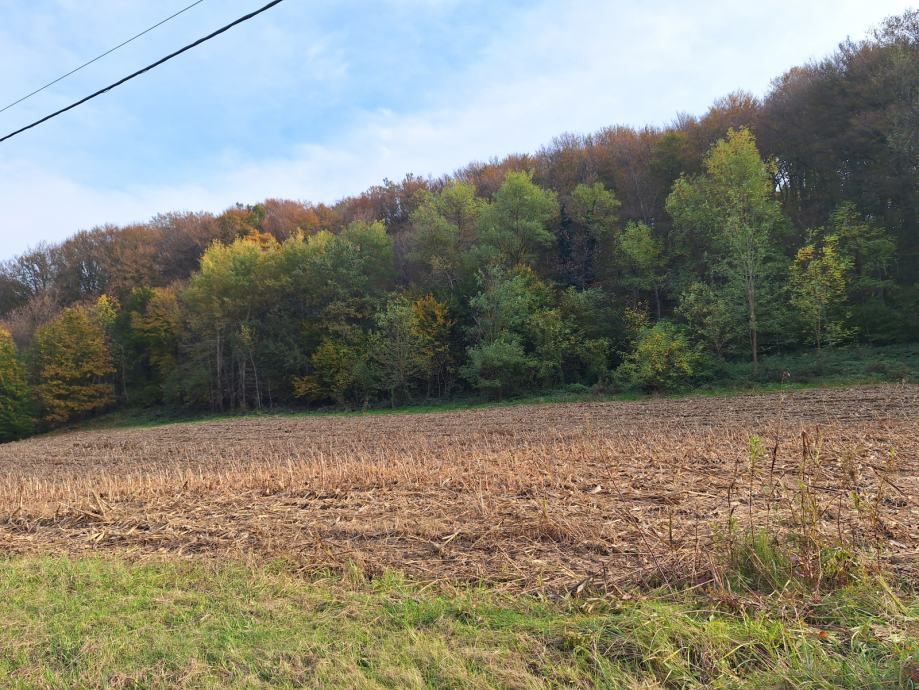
[1,384,918,592]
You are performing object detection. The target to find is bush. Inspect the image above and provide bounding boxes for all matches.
[615,321,703,392]
[461,336,535,399]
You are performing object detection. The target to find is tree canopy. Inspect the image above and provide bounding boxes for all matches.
[0,10,916,437]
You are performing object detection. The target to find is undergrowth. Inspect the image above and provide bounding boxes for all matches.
[65,343,917,434]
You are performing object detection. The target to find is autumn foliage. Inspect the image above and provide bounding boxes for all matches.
[0,11,916,436]
[33,302,115,424]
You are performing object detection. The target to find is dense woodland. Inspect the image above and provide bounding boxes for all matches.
[0,11,917,439]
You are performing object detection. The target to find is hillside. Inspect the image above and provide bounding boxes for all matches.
[0,10,917,443]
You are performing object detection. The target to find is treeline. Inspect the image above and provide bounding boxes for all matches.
[0,11,916,439]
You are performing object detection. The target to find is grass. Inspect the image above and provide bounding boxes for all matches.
[0,556,916,689]
[3,380,916,687]
[71,343,919,434]
[714,343,919,389]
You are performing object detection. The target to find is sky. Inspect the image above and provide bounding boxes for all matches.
[0,0,914,260]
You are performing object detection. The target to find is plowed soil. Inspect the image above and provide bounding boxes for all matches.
[1,385,917,591]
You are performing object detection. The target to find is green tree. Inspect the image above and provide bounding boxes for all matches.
[827,203,900,342]
[462,266,597,395]
[462,335,534,399]
[411,294,454,397]
[339,221,396,293]
[564,182,620,287]
[406,182,483,292]
[618,221,665,315]
[34,305,115,423]
[368,295,431,406]
[557,287,623,381]
[462,266,548,397]
[282,222,396,343]
[127,286,182,403]
[0,327,34,441]
[475,171,559,267]
[677,282,738,358]
[667,128,785,364]
[293,336,370,408]
[616,321,702,392]
[181,232,282,410]
[568,183,620,241]
[790,233,851,352]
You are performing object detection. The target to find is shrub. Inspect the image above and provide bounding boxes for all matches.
[615,321,703,392]
[461,335,534,399]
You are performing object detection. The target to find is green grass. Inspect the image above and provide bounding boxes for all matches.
[0,556,916,689]
[714,343,919,389]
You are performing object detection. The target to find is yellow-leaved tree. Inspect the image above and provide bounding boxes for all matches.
[790,233,851,352]
[34,301,116,423]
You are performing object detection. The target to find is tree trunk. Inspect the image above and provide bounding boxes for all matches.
[215,331,223,411]
[249,350,262,410]
[746,274,758,366]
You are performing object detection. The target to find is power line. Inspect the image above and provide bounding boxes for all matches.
[0,0,287,145]
[0,0,208,116]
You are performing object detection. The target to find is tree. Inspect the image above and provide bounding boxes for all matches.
[462,266,548,397]
[618,221,665,315]
[0,328,33,441]
[558,287,623,380]
[33,305,115,423]
[824,203,901,341]
[475,171,559,267]
[563,181,621,288]
[462,266,591,395]
[829,203,896,297]
[127,286,182,403]
[666,128,785,364]
[293,337,370,408]
[790,233,850,352]
[568,182,620,239]
[181,232,282,410]
[5,243,58,298]
[411,294,454,397]
[677,282,738,358]
[461,335,534,399]
[339,221,396,293]
[616,321,702,392]
[368,295,431,406]
[406,182,483,292]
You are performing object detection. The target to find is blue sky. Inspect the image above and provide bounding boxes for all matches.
[0,0,913,259]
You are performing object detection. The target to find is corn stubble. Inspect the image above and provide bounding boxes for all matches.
[0,384,916,592]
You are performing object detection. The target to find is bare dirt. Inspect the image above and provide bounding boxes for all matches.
[1,384,917,591]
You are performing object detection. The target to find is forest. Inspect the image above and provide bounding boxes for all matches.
[0,10,916,440]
